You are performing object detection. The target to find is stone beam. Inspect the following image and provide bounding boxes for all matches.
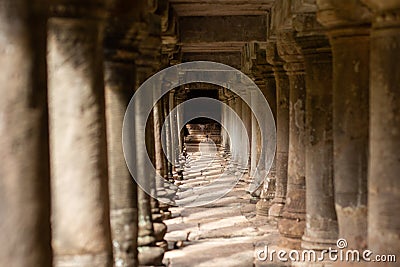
[181,42,245,53]
[179,16,267,43]
[169,0,274,16]
[182,52,242,69]
[270,0,317,37]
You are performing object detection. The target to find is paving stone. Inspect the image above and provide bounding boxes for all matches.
[163,149,282,267]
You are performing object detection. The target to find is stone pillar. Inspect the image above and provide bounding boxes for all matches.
[362,0,400,257]
[163,94,174,181]
[220,93,229,151]
[170,92,180,170]
[227,95,235,160]
[156,95,174,219]
[266,41,290,218]
[261,66,278,202]
[231,95,237,159]
[294,14,338,250]
[47,1,113,266]
[168,92,176,173]
[224,91,234,156]
[317,0,371,250]
[254,66,277,216]
[176,94,185,156]
[134,66,164,266]
[250,88,259,182]
[0,1,52,266]
[250,89,262,200]
[104,51,138,267]
[233,96,243,168]
[153,88,168,198]
[241,90,252,174]
[276,31,307,248]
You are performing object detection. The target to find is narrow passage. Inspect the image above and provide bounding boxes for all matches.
[162,125,281,267]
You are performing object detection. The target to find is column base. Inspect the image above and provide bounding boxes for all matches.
[110,208,138,267]
[301,234,337,251]
[256,199,272,217]
[156,240,168,252]
[138,235,156,247]
[54,252,112,267]
[153,222,167,242]
[279,235,302,250]
[278,215,306,249]
[276,186,306,245]
[335,204,367,249]
[152,213,163,223]
[268,200,285,218]
[161,210,172,220]
[138,246,164,266]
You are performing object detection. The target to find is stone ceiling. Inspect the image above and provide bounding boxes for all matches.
[167,0,276,68]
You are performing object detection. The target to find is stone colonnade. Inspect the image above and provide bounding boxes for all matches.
[0,0,177,266]
[1,0,400,266]
[237,0,400,260]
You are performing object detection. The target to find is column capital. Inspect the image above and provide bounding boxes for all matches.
[276,30,305,74]
[290,13,331,57]
[317,0,372,30]
[266,40,286,74]
[362,0,400,28]
[361,0,400,12]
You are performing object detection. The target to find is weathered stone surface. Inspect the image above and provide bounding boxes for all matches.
[362,0,400,259]
[138,246,164,266]
[318,0,371,250]
[0,1,52,266]
[275,30,307,249]
[180,16,267,43]
[48,1,113,266]
[163,147,278,267]
[104,60,138,266]
[266,41,289,219]
[293,13,338,250]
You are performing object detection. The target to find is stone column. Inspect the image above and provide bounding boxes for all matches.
[276,31,307,248]
[250,89,258,180]
[134,66,164,266]
[261,66,278,203]
[176,94,185,157]
[229,96,237,165]
[156,95,173,219]
[294,14,338,250]
[241,90,252,175]
[163,94,174,181]
[224,91,234,156]
[361,0,400,257]
[233,96,243,168]
[171,92,180,170]
[0,1,52,266]
[154,88,168,198]
[220,93,229,151]
[254,66,277,216]
[47,1,113,266]
[249,86,260,188]
[228,96,236,164]
[104,42,138,267]
[318,0,371,250]
[266,41,290,218]
[168,91,177,173]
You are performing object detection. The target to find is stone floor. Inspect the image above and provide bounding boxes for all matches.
[162,141,286,267]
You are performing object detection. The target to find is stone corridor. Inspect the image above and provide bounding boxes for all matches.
[162,131,277,267]
[1,0,400,267]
